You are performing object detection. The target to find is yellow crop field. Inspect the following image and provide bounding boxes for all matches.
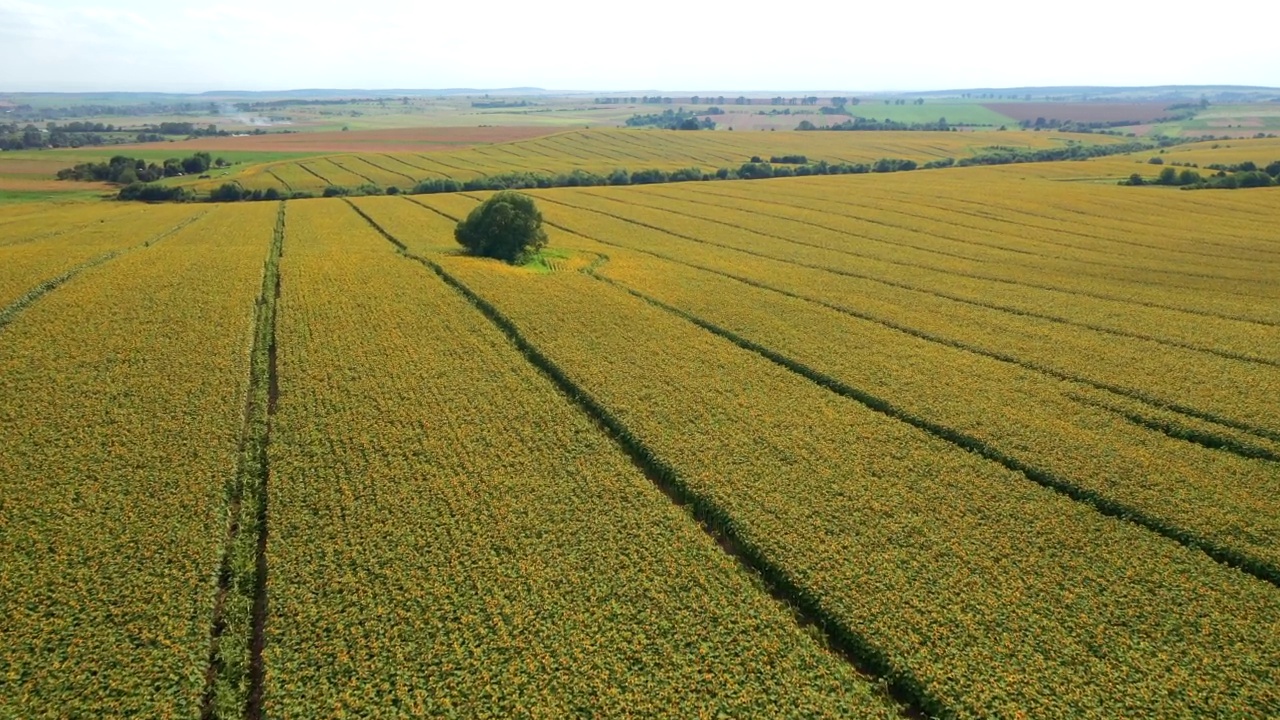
[397,191,1280,718]
[0,202,277,716]
[0,203,203,310]
[186,127,1127,195]
[3,130,1279,719]
[264,199,897,717]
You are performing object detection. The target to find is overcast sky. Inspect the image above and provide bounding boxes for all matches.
[1,0,1276,93]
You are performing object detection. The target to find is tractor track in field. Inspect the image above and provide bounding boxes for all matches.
[345,197,937,720]
[0,212,208,334]
[265,170,292,193]
[295,162,334,186]
[327,158,380,186]
[691,183,1278,291]
[200,203,282,720]
[376,153,443,179]
[586,190,1280,367]
[349,155,417,183]
[806,184,1277,271]
[893,189,1280,264]
[534,194,1280,445]
[413,154,471,176]
[689,186,1280,313]
[566,243,1280,590]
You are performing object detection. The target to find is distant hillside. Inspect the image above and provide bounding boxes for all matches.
[913,85,1280,101]
[196,88,549,99]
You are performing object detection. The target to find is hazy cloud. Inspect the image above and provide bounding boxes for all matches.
[0,0,1276,92]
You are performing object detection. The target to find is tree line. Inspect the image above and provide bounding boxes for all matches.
[112,137,1211,204]
[57,152,229,184]
[125,156,935,204]
[1121,159,1280,190]
[624,108,720,130]
[797,117,958,131]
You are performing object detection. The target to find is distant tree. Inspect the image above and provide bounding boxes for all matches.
[181,152,211,174]
[1236,170,1274,188]
[454,191,548,263]
[210,183,246,202]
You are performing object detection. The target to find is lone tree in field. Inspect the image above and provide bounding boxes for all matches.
[454,191,548,263]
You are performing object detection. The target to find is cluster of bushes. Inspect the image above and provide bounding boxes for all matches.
[737,158,919,179]
[411,167,714,194]
[122,182,318,203]
[624,109,718,130]
[138,122,220,136]
[767,155,808,164]
[1204,160,1280,175]
[1122,160,1280,190]
[58,152,226,183]
[1018,112,1195,132]
[1,122,130,150]
[210,184,303,202]
[117,183,196,202]
[797,117,956,131]
[955,141,1152,167]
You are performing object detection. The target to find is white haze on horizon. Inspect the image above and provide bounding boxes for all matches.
[0,0,1276,94]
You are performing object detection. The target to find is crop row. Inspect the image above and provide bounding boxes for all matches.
[193,127,1124,196]
[612,183,1279,362]
[0,201,143,247]
[445,184,1280,577]
[262,199,898,717]
[650,177,1280,321]
[536,188,1279,440]
[0,203,277,716]
[0,204,205,311]
[390,190,1280,718]
[730,178,1280,299]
